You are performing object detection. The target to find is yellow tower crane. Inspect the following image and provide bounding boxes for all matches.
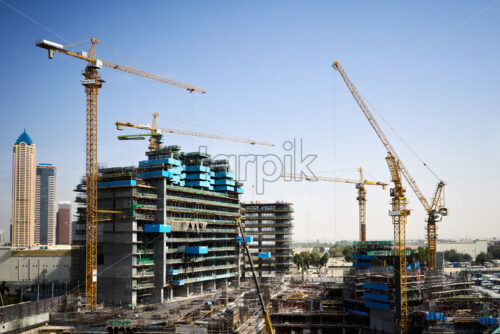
[332,60,447,333]
[36,37,205,311]
[281,169,387,241]
[115,113,274,150]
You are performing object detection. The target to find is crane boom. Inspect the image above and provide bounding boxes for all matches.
[332,61,432,212]
[116,113,274,150]
[282,173,386,187]
[158,128,274,146]
[281,170,386,241]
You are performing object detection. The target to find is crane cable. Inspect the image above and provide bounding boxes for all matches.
[358,90,442,182]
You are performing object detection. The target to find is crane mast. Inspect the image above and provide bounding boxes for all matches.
[332,61,447,271]
[36,37,205,310]
[281,170,387,242]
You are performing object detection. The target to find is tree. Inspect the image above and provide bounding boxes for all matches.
[310,250,321,268]
[293,253,303,271]
[488,245,500,259]
[444,250,471,262]
[476,252,493,265]
[319,253,330,270]
[342,246,354,262]
[416,246,427,265]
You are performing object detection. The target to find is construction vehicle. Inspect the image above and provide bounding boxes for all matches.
[116,113,274,150]
[36,37,205,310]
[332,60,447,333]
[281,168,387,241]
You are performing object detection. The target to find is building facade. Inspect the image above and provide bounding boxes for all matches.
[241,202,294,280]
[0,246,73,285]
[73,146,243,305]
[56,202,71,244]
[437,240,488,260]
[12,130,36,248]
[35,164,57,245]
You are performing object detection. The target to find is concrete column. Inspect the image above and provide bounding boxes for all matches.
[186,285,190,297]
[152,178,167,303]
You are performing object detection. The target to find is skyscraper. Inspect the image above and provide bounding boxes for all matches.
[12,130,36,248]
[35,164,57,245]
[56,201,71,244]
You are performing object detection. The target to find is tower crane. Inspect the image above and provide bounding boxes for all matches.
[115,113,274,150]
[331,61,447,271]
[332,60,447,333]
[281,168,387,241]
[36,37,205,310]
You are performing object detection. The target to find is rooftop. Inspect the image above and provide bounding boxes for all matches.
[15,129,33,145]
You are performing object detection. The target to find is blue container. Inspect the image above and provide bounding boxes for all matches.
[185,246,209,254]
[185,165,210,172]
[139,158,181,167]
[173,280,185,286]
[258,252,271,259]
[362,282,388,291]
[145,224,171,233]
[167,269,179,275]
[136,170,174,179]
[98,180,137,188]
[236,236,253,243]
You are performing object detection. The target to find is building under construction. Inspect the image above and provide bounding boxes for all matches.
[73,145,244,305]
[241,202,294,280]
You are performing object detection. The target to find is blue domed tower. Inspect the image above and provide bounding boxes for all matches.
[12,129,36,247]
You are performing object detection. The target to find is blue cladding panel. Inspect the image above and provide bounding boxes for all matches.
[186,181,211,188]
[236,188,244,194]
[258,252,272,258]
[362,282,388,291]
[169,167,183,174]
[186,173,210,180]
[145,224,171,233]
[173,280,185,285]
[98,180,136,188]
[215,172,235,179]
[354,254,375,260]
[215,179,236,186]
[185,246,209,254]
[365,300,391,311]
[236,236,254,243]
[347,309,369,317]
[136,170,174,179]
[363,292,389,302]
[167,269,179,275]
[214,185,234,192]
[185,165,210,172]
[139,158,181,167]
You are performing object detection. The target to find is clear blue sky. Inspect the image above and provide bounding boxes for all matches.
[0,1,499,242]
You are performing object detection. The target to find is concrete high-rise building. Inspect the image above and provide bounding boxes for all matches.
[35,164,57,245]
[241,202,294,280]
[12,130,36,248]
[73,146,243,305]
[56,201,71,244]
